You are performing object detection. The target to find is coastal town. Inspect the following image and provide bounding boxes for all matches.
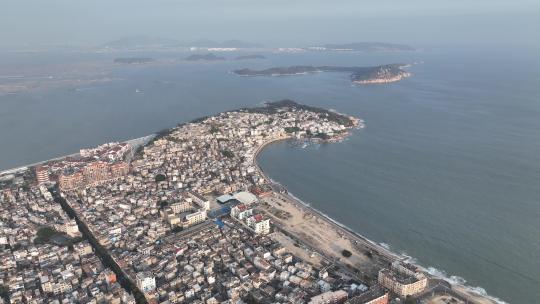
[0,101,495,304]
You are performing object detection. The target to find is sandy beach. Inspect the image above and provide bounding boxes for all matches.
[259,192,391,282]
[253,137,499,304]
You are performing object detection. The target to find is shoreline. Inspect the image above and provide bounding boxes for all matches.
[253,137,401,260]
[252,136,503,304]
[354,72,411,84]
[2,112,503,304]
[0,134,155,176]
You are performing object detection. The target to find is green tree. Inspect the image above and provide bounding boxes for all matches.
[404,296,416,304]
[284,126,300,133]
[221,150,234,158]
[155,174,167,182]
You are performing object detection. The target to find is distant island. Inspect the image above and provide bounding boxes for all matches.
[233,64,411,84]
[235,54,267,60]
[308,42,414,52]
[184,53,226,61]
[113,57,154,64]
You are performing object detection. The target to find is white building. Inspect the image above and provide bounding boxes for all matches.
[188,191,210,210]
[253,216,270,234]
[184,210,207,227]
[232,191,258,205]
[136,272,156,293]
[231,204,252,220]
[308,290,348,304]
[171,201,192,213]
[55,219,80,237]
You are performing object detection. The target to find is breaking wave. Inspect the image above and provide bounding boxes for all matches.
[260,161,508,304]
[400,252,509,304]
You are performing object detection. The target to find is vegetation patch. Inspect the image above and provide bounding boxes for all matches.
[34,226,58,244]
[159,201,169,209]
[284,126,301,133]
[155,173,167,182]
[242,100,354,126]
[221,150,234,158]
[34,226,81,246]
[210,125,220,134]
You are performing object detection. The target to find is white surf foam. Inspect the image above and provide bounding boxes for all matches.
[263,173,508,304]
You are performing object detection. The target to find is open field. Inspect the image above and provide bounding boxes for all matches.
[259,192,392,283]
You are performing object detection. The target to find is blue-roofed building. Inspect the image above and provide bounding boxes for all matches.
[215,219,225,228]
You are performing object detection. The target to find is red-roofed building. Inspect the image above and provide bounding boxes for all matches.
[247,214,271,235]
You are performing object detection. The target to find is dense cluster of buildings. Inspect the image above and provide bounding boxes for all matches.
[231,204,271,235]
[131,106,352,195]
[128,218,386,304]
[58,161,130,190]
[53,105,355,301]
[1,103,420,303]
[79,142,130,161]
[33,142,132,190]
[0,186,135,303]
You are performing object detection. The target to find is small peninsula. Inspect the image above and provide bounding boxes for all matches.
[233,64,411,84]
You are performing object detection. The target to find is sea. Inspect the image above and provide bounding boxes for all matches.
[1,46,539,303]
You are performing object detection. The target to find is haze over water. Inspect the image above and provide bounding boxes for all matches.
[1,46,540,303]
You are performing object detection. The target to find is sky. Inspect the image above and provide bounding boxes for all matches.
[2,0,539,48]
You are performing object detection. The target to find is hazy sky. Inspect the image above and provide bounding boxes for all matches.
[2,0,539,48]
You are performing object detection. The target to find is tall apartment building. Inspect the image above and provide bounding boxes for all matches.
[253,218,271,235]
[58,161,129,191]
[246,214,270,234]
[35,166,50,185]
[231,204,253,220]
[170,201,193,213]
[59,171,85,190]
[83,161,110,185]
[184,210,207,227]
[187,191,210,210]
[378,262,427,298]
[110,161,130,177]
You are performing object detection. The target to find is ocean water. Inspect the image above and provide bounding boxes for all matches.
[1,47,539,303]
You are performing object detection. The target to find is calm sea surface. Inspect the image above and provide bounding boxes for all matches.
[1,47,539,303]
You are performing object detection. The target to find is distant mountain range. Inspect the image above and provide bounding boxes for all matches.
[103,36,180,48]
[310,42,415,52]
[183,53,266,62]
[102,36,263,49]
[102,37,412,52]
